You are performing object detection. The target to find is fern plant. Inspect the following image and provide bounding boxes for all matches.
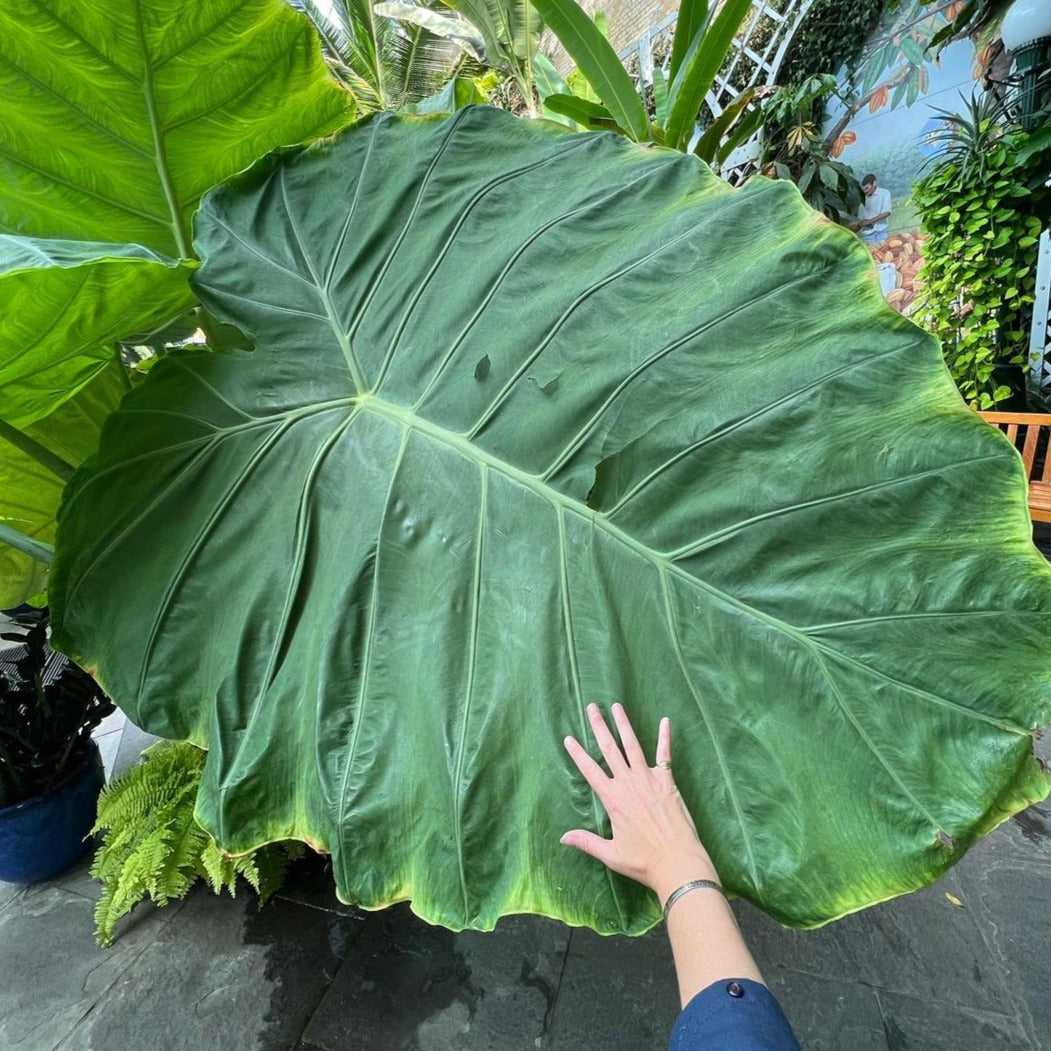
[90,740,304,947]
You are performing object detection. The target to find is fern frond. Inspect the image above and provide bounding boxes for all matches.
[91,740,309,946]
[255,842,305,905]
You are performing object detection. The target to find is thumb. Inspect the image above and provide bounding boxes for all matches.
[560,829,618,869]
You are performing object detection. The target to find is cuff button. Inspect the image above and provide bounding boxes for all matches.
[727,981,745,998]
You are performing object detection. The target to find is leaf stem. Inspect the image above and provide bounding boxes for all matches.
[194,305,221,347]
[114,346,133,391]
[0,524,53,564]
[0,419,75,481]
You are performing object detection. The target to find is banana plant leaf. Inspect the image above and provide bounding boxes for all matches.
[51,108,1051,933]
[0,238,194,428]
[1,359,125,608]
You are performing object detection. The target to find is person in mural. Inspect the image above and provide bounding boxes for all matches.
[850,174,892,244]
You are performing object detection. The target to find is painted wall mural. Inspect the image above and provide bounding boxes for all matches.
[824,1,990,315]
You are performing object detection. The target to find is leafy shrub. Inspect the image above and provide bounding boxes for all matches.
[912,97,1049,407]
[90,740,303,947]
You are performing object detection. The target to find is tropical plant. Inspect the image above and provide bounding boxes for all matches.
[43,103,1051,936]
[0,609,114,807]
[534,0,762,160]
[912,93,1049,408]
[394,0,545,113]
[759,75,866,223]
[90,740,303,947]
[293,0,474,113]
[0,359,127,608]
[778,0,887,89]
[0,0,355,600]
[295,0,550,116]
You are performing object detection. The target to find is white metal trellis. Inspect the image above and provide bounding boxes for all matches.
[1029,230,1051,397]
[619,0,817,183]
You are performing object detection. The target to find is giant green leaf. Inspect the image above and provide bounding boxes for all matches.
[0,237,194,427]
[0,0,354,255]
[1,359,125,607]
[51,109,1051,933]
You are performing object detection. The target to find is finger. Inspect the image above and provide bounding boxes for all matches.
[655,716,672,768]
[560,829,620,870]
[611,702,647,769]
[586,703,629,775]
[563,735,615,806]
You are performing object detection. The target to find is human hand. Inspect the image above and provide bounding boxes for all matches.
[561,703,719,907]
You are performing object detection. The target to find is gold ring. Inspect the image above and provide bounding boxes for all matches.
[657,760,672,770]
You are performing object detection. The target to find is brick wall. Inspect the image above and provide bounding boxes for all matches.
[543,0,679,74]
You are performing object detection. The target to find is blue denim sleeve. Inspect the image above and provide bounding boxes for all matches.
[667,978,801,1051]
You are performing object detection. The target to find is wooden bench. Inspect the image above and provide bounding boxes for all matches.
[980,412,1051,522]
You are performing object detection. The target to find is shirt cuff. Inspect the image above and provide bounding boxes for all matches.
[667,977,800,1051]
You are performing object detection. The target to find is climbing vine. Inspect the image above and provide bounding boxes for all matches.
[912,99,1048,408]
[779,0,888,88]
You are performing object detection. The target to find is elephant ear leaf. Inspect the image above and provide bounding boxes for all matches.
[51,110,1051,934]
[0,238,194,427]
[0,0,354,254]
[1,357,126,607]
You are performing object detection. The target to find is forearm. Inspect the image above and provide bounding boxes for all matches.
[656,856,764,1007]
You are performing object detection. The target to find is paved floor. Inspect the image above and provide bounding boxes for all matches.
[1,710,1048,1051]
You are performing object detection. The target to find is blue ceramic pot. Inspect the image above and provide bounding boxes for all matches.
[0,739,105,883]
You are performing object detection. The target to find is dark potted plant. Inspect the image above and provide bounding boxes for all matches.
[0,608,114,882]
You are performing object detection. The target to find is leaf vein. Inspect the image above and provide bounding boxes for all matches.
[658,565,761,890]
[669,454,1009,560]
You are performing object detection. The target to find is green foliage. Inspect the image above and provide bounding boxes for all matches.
[913,97,1049,408]
[535,0,759,155]
[4,1,1051,941]
[0,0,353,599]
[299,0,547,116]
[441,0,544,112]
[0,240,196,430]
[760,75,865,223]
[779,0,886,87]
[0,360,125,606]
[90,740,303,948]
[294,0,473,113]
[50,108,1051,934]
[0,609,114,807]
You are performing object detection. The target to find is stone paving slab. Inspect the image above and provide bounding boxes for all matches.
[547,924,680,1050]
[300,905,569,1051]
[737,869,1015,1014]
[763,967,888,1050]
[875,990,1032,1051]
[0,884,179,1050]
[53,890,359,1051]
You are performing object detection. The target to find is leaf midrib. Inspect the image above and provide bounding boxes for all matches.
[132,0,189,257]
[360,392,1031,737]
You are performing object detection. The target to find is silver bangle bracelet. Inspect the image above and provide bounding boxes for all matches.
[662,878,724,921]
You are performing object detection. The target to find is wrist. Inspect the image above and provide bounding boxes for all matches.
[652,849,721,907]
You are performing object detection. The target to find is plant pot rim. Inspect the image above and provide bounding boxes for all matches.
[0,736,100,819]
